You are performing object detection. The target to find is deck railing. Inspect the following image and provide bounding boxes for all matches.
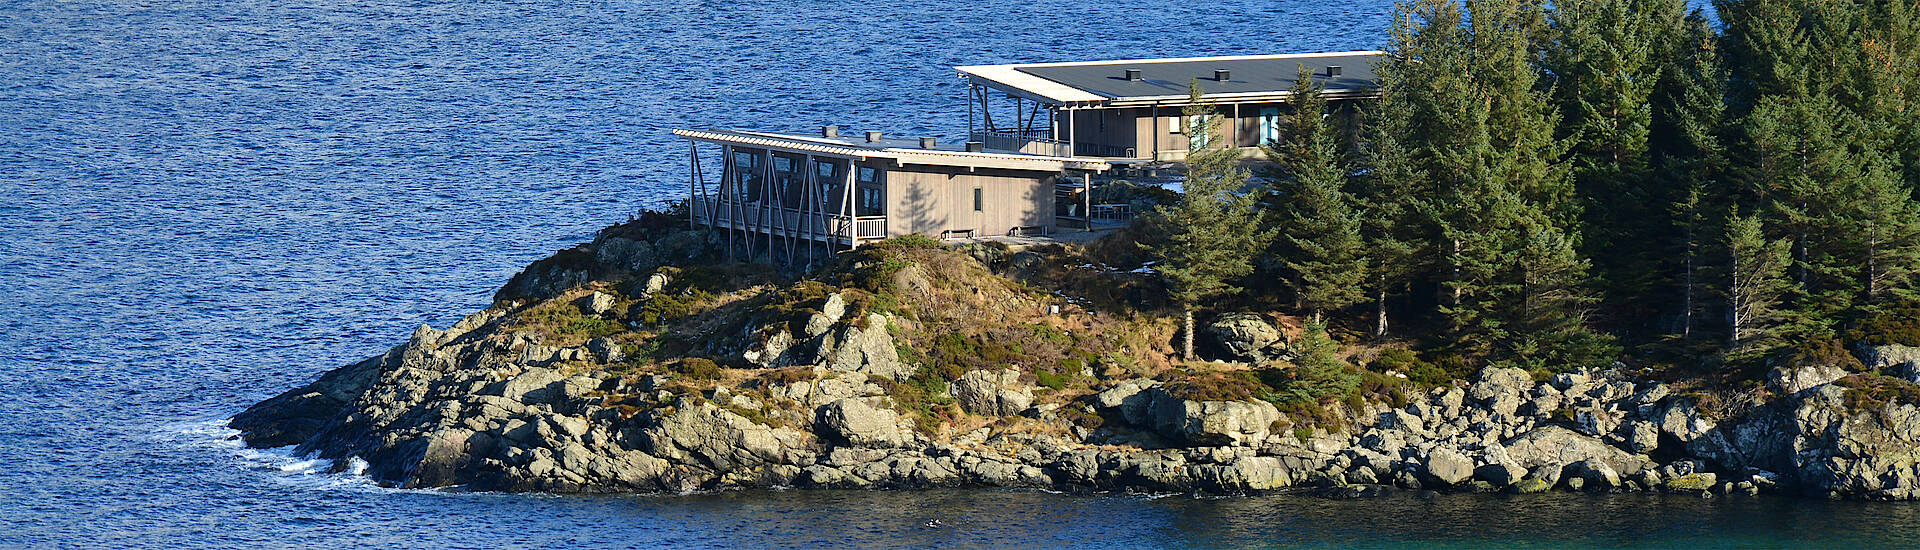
[970,130,1070,157]
[691,195,887,243]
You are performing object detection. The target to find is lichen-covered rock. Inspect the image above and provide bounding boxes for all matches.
[638,271,670,299]
[1468,366,1534,405]
[1769,365,1850,395]
[1423,447,1474,487]
[1095,380,1158,427]
[815,398,906,448]
[578,291,617,316]
[1665,472,1717,493]
[1145,388,1280,447]
[1861,344,1920,381]
[951,368,1033,416]
[1501,425,1649,476]
[813,314,911,380]
[1205,313,1286,362]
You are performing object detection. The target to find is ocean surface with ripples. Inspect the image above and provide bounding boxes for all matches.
[3,0,1910,548]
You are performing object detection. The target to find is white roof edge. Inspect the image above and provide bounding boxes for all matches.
[672,129,1110,172]
[954,64,1107,104]
[959,50,1385,71]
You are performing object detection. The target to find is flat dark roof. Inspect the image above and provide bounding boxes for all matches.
[1018,53,1379,100]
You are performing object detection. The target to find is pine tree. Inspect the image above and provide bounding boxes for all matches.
[1725,209,1793,354]
[1649,9,1731,341]
[1151,82,1269,359]
[1279,319,1361,404]
[1545,0,1682,336]
[1267,65,1368,321]
[1852,159,1920,304]
[1357,93,1424,339]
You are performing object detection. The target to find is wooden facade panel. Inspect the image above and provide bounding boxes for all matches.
[886,166,1054,238]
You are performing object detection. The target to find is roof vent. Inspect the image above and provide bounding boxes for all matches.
[1326,65,1343,78]
[866,131,883,143]
[822,125,839,138]
[920,137,937,149]
[965,142,984,153]
[1124,68,1142,81]
[1214,69,1231,81]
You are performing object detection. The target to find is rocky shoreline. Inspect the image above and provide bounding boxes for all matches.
[230,225,1920,500]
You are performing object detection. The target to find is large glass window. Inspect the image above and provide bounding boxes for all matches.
[855,166,883,216]
[771,154,799,208]
[731,150,762,203]
[813,159,840,211]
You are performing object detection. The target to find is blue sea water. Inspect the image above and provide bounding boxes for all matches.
[0,0,1904,548]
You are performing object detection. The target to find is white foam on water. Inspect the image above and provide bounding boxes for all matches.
[154,418,429,496]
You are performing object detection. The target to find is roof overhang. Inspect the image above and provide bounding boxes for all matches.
[673,129,1111,172]
[958,51,1384,110]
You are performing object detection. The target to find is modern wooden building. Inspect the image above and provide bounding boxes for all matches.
[673,128,1109,258]
[956,51,1383,161]
[672,51,1380,258]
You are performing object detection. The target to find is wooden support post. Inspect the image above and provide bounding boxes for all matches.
[698,143,714,230]
[722,143,735,262]
[762,148,775,261]
[687,142,697,229]
[843,160,857,250]
[1083,169,1092,232]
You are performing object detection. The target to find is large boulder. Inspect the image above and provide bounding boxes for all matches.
[812,314,912,380]
[577,291,617,316]
[1769,365,1850,395]
[1474,461,1528,487]
[815,398,906,448]
[641,402,811,473]
[1565,459,1621,491]
[1501,425,1649,475]
[1094,380,1158,427]
[1468,366,1535,404]
[802,293,848,338]
[1205,313,1286,362]
[951,368,1034,417]
[638,271,670,300]
[1147,388,1281,446]
[593,236,659,273]
[1423,447,1475,487]
[1861,344,1920,381]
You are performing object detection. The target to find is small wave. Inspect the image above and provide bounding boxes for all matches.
[153,418,422,496]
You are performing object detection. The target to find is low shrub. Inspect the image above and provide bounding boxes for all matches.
[1161,370,1268,402]
[669,357,724,380]
[561,316,621,339]
[1034,369,1070,391]
[1848,301,1920,347]
[1835,374,1920,411]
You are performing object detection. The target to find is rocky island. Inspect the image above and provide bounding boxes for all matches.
[230,212,1920,500]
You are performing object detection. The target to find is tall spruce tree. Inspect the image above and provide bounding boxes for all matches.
[1649,10,1731,341]
[1151,82,1268,359]
[1725,210,1793,354]
[1394,0,1612,366]
[1357,92,1423,339]
[1545,0,1683,336]
[1266,65,1368,321]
